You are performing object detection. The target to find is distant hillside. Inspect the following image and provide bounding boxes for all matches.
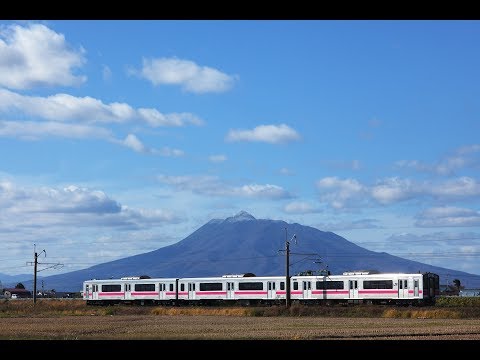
[18,211,480,291]
[0,273,40,288]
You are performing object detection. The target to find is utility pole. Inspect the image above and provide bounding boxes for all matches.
[27,244,63,304]
[281,228,296,308]
[33,247,45,304]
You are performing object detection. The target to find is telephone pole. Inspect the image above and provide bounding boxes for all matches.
[27,245,63,304]
[280,228,296,308]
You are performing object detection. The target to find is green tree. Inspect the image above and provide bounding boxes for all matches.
[15,282,25,289]
[453,279,461,290]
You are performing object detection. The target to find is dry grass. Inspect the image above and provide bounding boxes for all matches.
[2,298,480,319]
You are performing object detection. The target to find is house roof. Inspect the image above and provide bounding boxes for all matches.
[4,288,31,293]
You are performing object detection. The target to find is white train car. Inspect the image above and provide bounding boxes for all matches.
[83,276,178,305]
[177,274,286,305]
[289,271,438,305]
[83,271,439,306]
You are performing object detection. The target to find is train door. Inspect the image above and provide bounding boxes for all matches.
[159,283,166,300]
[92,284,99,300]
[188,282,196,299]
[227,282,235,299]
[124,283,132,300]
[302,280,312,299]
[349,280,358,299]
[267,281,276,299]
[398,278,408,299]
[414,279,419,297]
[85,283,97,300]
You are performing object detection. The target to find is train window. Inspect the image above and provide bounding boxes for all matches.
[280,282,285,290]
[404,280,407,288]
[200,283,223,291]
[102,284,121,292]
[363,280,393,289]
[170,284,174,291]
[316,281,344,290]
[135,284,155,292]
[293,282,298,290]
[272,282,276,290]
[238,282,263,291]
[180,284,185,292]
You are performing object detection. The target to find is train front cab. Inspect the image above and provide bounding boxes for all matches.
[422,272,440,305]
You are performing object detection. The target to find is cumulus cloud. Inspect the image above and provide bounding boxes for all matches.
[225,124,301,144]
[316,177,365,209]
[0,88,204,127]
[316,176,480,210]
[122,133,146,153]
[283,201,321,214]
[0,23,86,89]
[209,154,227,163]
[138,57,237,93]
[0,181,183,230]
[416,206,480,227]
[370,177,417,204]
[157,174,292,199]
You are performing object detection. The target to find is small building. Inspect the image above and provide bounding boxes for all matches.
[3,288,32,299]
[459,289,480,297]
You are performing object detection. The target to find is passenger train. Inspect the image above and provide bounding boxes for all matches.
[83,271,440,306]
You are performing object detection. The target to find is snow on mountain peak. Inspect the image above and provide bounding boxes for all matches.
[224,211,256,223]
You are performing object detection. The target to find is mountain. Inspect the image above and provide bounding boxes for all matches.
[0,273,42,288]
[16,211,480,292]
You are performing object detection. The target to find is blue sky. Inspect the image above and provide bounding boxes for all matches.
[1,20,479,280]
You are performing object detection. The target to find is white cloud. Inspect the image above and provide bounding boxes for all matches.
[316,176,480,210]
[395,144,480,176]
[429,177,480,198]
[416,206,480,227]
[0,88,204,127]
[157,174,292,199]
[370,177,417,204]
[283,201,321,214]
[225,124,301,144]
[0,23,86,89]
[0,181,183,230]
[0,120,112,140]
[138,57,236,93]
[0,120,184,157]
[122,134,146,153]
[138,108,203,127]
[318,219,380,231]
[316,177,365,209]
[232,184,289,199]
[153,147,185,157]
[209,154,227,163]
